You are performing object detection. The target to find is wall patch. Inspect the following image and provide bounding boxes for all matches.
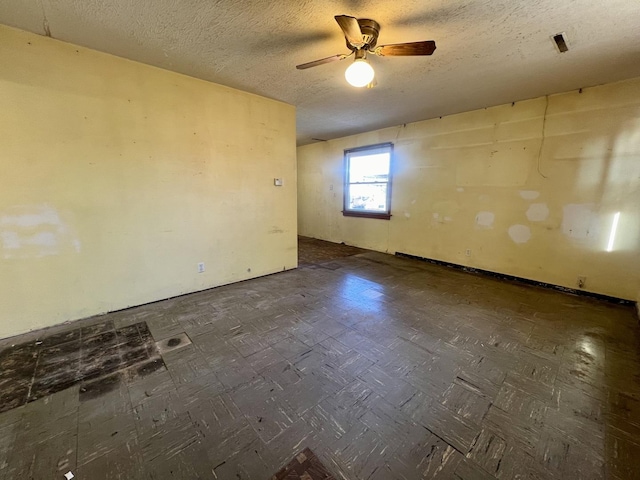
[475,211,495,228]
[562,204,598,240]
[519,190,540,200]
[508,224,531,244]
[526,203,550,222]
[0,204,81,259]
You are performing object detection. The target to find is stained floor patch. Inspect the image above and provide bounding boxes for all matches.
[0,320,161,413]
[156,332,192,354]
[270,448,335,479]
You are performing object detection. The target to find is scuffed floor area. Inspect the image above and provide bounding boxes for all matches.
[0,321,162,413]
[0,244,639,479]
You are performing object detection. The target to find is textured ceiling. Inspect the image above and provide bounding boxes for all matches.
[1,0,640,145]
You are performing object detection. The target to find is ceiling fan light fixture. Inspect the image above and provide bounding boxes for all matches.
[345,59,375,87]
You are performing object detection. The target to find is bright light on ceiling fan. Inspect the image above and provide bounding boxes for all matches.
[295,15,436,88]
[345,59,375,87]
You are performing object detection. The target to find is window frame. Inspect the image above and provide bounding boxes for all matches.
[342,142,393,220]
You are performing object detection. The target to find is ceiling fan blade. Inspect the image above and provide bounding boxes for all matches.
[296,54,346,70]
[335,15,365,48]
[376,41,436,56]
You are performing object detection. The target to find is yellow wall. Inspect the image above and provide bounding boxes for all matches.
[298,78,640,301]
[0,25,297,338]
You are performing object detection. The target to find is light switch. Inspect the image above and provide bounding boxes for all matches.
[274,178,283,186]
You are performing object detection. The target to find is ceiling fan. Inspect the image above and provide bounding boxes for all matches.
[296,15,436,88]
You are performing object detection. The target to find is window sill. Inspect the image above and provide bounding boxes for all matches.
[342,210,391,220]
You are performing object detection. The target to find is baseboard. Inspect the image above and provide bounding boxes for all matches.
[395,251,633,306]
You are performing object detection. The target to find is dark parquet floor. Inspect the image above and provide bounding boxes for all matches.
[0,239,639,479]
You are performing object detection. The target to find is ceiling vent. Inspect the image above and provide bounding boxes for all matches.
[552,33,569,53]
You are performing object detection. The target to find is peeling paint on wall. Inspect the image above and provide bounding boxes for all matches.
[562,204,598,240]
[475,211,495,228]
[526,203,550,222]
[0,204,81,259]
[508,224,531,244]
[519,190,540,200]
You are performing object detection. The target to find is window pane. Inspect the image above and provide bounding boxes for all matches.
[349,153,390,183]
[348,183,388,212]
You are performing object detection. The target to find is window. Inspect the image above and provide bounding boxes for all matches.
[343,143,393,220]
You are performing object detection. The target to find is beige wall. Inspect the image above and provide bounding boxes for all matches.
[0,25,297,338]
[298,78,640,301]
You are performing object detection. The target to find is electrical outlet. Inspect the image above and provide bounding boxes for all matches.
[465,249,471,257]
[198,262,205,273]
[577,276,586,288]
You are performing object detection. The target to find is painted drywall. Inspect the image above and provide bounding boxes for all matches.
[0,25,297,338]
[298,78,640,300]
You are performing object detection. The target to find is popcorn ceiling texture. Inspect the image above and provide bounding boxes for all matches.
[0,0,639,145]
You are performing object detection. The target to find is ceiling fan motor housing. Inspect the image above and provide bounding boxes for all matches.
[295,15,435,70]
[345,18,380,50]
